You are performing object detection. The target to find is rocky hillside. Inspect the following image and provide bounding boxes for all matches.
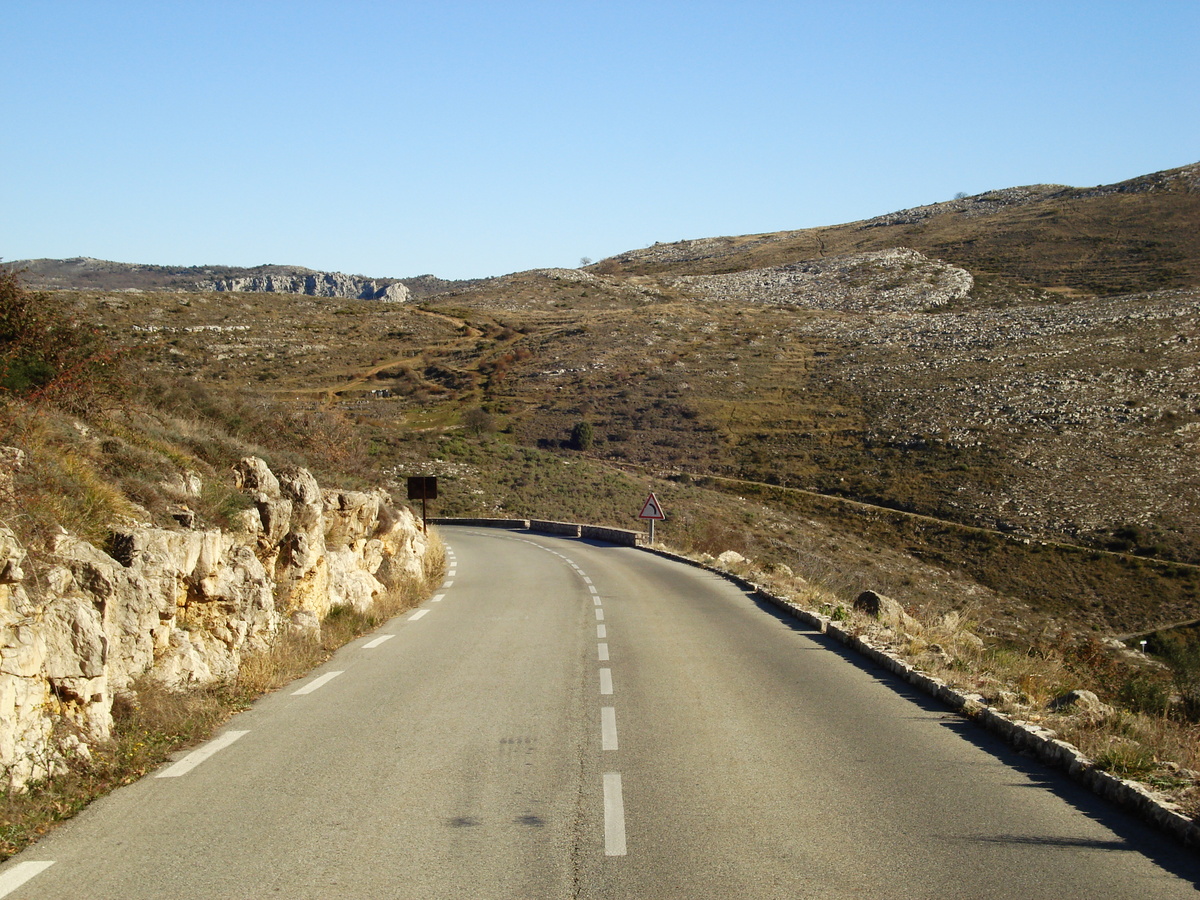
[14,159,1200,647]
[593,161,1200,296]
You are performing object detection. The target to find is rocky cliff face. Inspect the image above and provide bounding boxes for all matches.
[0,457,434,788]
[193,273,410,302]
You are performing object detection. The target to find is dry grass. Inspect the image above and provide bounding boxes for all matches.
[236,531,443,698]
[0,678,231,858]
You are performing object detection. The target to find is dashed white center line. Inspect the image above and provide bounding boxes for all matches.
[363,634,395,649]
[597,624,607,639]
[593,596,603,606]
[431,593,446,603]
[0,861,54,897]
[441,580,454,589]
[292,671,344,696]
[595,609,605,621]
[157,729,250,777]
[409,609,430,621]
[588,585,599,595]
[601,706,618,751]
[599,668,613,695]
[603,773,628,856]
[598,643,609,661]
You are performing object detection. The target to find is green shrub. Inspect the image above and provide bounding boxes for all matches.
[1094,739,1157,778]
[1117,672,1172,717]
[0,267,125,413]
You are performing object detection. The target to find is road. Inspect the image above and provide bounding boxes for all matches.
[2,527,1197,898]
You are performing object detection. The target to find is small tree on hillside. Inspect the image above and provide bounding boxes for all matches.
[570,420,594,451]
[463,406,496,436]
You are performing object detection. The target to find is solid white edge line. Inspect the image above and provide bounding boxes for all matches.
[601,706,618,751]
[598,642,609,661]
[363,634,395,649]
[0,861,54,896]
[603,773,628,856]
[291,671,344,696]
[410,609,430,621]
[156,729,250,777]
[600,668,613,695]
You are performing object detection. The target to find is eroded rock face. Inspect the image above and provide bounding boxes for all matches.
[0,457,432,788]
[193,273,409,303]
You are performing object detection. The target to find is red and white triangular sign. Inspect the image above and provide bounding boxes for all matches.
[638,492,665,520]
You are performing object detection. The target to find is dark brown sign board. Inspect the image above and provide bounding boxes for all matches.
[407,476,438,501]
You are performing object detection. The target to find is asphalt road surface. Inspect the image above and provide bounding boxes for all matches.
[2,526,1198,898]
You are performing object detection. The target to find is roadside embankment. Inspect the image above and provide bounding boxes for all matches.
[0,457,438,789]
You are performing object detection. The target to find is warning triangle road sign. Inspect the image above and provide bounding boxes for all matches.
[638,492,666,520]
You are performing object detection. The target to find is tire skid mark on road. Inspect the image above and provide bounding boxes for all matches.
[493,533,631,858]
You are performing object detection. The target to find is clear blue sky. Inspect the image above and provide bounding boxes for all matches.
[3,1,1197,280]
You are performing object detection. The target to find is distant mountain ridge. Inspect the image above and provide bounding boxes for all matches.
[3,257,481,302]
[9,160,1199,300]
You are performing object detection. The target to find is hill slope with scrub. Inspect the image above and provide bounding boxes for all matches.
[4,160,1200,825]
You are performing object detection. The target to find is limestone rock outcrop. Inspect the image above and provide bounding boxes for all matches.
[194,272,409,303]
[0,457,434,788]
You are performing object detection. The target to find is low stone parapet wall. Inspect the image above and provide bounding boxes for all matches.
[433,518,644,547]
[529,520,582,537]
[428,517,529,529]
[580,525,642,546]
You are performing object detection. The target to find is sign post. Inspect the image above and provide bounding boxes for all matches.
[638,492,666,544]
[407,476,438,534]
